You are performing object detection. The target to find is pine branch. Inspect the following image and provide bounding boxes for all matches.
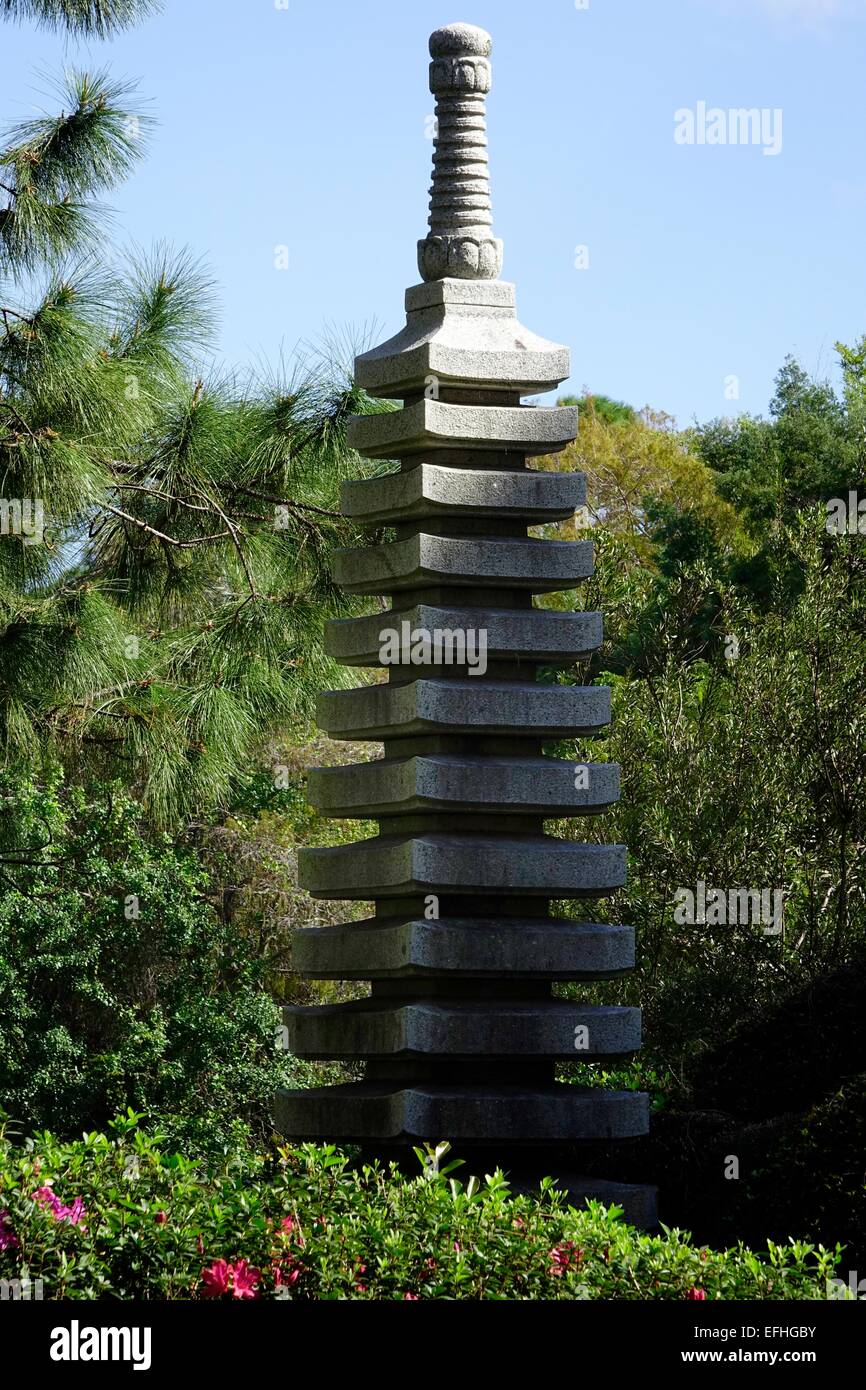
[237,485,342,520]
[0,70,151,270]
[1,0,161,37]
[101,502,231,548]
[3,70,153,200]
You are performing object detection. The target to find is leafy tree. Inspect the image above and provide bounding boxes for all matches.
[1,5,383,825]
[542,395,744,562]
[557,392,637,426]
[692,353,859,539]
[560,510,866,1061]
[0,770,302,1149]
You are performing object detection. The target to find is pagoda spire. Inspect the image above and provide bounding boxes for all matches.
[418,23,503,282]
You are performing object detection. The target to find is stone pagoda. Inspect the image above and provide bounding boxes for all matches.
[277,21,654,1224]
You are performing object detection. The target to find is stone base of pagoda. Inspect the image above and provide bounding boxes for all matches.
[275,1081,656,1225]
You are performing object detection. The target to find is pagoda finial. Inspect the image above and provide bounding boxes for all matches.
[418,22,504,282]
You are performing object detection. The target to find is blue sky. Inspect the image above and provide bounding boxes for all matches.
[2,0,863,423]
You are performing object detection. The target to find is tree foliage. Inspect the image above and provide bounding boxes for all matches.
[1,0,159,37]
[0,21,385,824]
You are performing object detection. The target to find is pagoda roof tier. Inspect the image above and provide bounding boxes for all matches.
[355,280,571,400]
[347,398,577,459]
[316,678,610,742]
[298,833,626,900]
[282,999,640,1060]
[341,462,585,526]
[307,755,620,820]
[332,532,593,595]
[291,916,635,981]
[325,604,602,667]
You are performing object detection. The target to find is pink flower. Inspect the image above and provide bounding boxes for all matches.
[33,1185,62,1216]
[230,1260,261,1300]
[0,1209,19,1253]
[61,1197,87,1229]
[687,1287,707,1301]
[280,1216,296,1236]
[272,1258,301,1289]
[201,1259,231,1298]
[548,1242,584,1277]
[404,1292,420,1300]
[33,1186,87,1231]
[200,1258,261,1300]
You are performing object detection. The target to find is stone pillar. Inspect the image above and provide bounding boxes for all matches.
[276,21,655,1226]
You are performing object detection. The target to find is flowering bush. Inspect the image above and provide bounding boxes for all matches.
[0,1111,840,1301]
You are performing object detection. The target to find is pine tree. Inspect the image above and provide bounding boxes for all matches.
[1,0,160,38]
[1,2,387,824]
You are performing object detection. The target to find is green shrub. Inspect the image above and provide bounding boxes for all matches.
[0,772,296,1150]
[0,1112,840,1301]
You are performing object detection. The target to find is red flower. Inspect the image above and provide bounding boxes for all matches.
[201,1259,231,1298]
[33,1185,61,1215]
[230,1260,261,1300]
[200,1258,261,1300]
[32,1185,87,1231]
[272,1258,301,1289]
[548,1242,584,1277]
[687,1287,707,1301]
[62,1196,87,1230]
[154,1211,168,1225]
[0,1209,19,1253]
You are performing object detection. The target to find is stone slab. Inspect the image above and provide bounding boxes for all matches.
[275,1082,650,1141]
[341,463,585,525]
[292,916,635,979]
[347,400,577,459]
[298,834,626,899]
[283,999,641,1059]
[307,755,619,818]
[333,534,593,595]
[318,678,611,741]
[353,280,571,398]
[325,605,602,667]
